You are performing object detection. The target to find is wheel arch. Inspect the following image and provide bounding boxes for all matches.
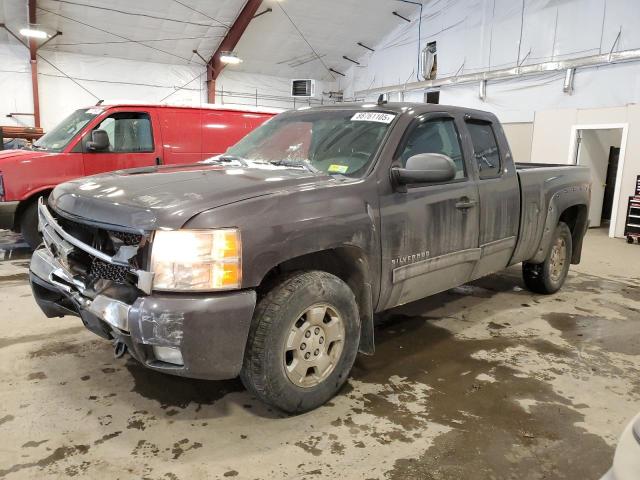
[14,188,52,231]
[530,196,589,265]
[256,246,376,355]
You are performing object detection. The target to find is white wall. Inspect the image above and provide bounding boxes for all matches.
[216,70,337,110]
[339,0,640,123]
[0,40,33,128]
[502,123,533,163]
[0,41,337,131]
[530,104,640,238]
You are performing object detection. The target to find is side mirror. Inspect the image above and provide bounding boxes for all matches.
[391,153,456,187]
[86,129,110,151]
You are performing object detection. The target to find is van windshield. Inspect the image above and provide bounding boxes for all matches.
[224,109,396,177]
[33,108,100,152]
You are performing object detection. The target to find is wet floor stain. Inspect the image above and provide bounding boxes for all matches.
[125,358,243,410]
[352,314,615,480]
[0,444,90,477]
[544,312,640,356]
[0,326,85,351]
[93,431,121,446]
[22,440,49,448]
[0,272,29,284]
[0,415,15,426]
[170,438,202,459]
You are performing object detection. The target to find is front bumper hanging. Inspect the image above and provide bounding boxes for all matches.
[29,201,257,380]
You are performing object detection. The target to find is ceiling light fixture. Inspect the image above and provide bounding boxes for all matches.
[219,51,242,64]
[19,27,49,39]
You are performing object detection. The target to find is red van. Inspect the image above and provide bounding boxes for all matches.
[0,103,277,247]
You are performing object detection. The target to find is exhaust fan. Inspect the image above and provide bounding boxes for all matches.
[291,79,316,98]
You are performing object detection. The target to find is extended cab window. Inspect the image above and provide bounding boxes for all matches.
[466,121,501,178]
[90,112,154,153]
[400,117,465,179]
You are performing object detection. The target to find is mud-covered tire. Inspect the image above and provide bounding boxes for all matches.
[240,270,360,414]
[522,221,572,294]
[20,199,43,250]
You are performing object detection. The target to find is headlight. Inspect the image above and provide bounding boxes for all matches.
[150,229,241,291]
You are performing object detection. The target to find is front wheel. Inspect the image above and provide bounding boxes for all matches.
[20,199,43,250]
[522,221,573,294]
[241,270,360,413]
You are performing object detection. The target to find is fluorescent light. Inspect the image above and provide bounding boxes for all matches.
[19,28,49,39]
[219,51,242,64]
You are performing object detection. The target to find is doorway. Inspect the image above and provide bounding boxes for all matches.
[569,124,628,237]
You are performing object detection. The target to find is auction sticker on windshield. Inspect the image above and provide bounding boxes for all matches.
[351,112,396,123]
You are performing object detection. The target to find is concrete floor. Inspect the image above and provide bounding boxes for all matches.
[0,229,639,480]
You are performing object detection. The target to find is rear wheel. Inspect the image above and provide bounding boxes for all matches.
[241,270,360,413]
[522,221,572,294]
[20,199,43,250]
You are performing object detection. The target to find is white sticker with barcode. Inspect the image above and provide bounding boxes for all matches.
[351,112,396,123]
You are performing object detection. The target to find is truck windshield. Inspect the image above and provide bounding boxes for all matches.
[224,109,396,177]
[33,108,100,152]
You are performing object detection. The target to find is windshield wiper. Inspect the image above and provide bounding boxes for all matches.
[210,154,248,166]
[268,159,320,173]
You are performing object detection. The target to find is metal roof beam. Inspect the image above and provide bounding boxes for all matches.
[207,0,263,102]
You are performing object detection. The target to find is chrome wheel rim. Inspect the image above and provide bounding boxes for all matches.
[549,237,567,283]
[284,304,345,388]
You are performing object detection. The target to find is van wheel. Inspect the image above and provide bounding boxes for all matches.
[241,270,360,414]
[522,221,572,294]
[20,199,43,250]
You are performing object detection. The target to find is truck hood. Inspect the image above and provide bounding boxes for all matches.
[0,148,54,166]
[50,162,334,231]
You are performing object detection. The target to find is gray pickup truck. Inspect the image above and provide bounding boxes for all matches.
[29,102,590,412]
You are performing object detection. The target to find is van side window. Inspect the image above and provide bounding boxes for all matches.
[92,112,154,153]
[466,121,501,178]
[400,118,465,179]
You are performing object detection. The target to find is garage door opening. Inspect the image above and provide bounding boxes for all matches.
[570,124,628,237]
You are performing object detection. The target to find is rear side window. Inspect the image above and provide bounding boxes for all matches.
[400,117,466,179]
[466,121,501,178]
[93,112,154,153]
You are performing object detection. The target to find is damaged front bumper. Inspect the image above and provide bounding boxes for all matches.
[29,201,256,380]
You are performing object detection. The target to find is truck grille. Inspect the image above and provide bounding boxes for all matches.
[89,258,131,283]
[52,215,146,285]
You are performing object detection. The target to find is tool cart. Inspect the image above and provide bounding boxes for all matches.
[624,175,640,244]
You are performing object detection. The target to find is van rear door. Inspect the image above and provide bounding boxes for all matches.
[82,108,161,176]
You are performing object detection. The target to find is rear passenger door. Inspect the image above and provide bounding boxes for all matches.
[462,116,520,279]
[378,113,480,310]
[82,110,161,176]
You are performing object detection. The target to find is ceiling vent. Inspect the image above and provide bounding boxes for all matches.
[291,79,316,97]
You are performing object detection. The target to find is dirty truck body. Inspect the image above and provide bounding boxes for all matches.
[29,103,590,412]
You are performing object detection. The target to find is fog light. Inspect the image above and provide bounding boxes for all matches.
[152,346,184,366]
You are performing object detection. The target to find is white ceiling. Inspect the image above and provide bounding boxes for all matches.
[0,0,421,81]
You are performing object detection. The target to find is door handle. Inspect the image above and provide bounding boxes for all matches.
[455,198,477,210]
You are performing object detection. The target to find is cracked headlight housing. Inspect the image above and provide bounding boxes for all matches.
[150,229,241,291]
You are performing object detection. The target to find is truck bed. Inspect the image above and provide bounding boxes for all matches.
[510,163,591,265]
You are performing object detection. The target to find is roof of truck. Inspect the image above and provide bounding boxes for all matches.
[303,102,498,119]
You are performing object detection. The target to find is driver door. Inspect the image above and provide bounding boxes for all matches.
[82,110,161,176]
[378,113,480,310]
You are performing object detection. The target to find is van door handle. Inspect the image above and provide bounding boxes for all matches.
[455,198,477,210]
[155,157,162,165]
